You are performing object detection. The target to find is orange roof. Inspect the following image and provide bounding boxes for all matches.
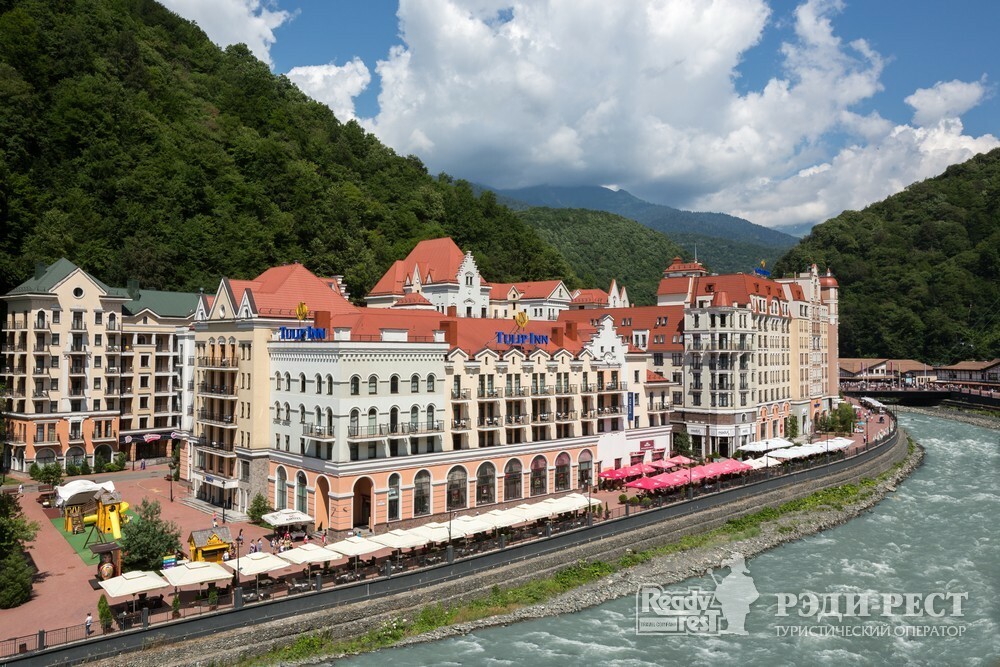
[559,305,685,352]
[663,256,708,275]
[646,370,670,383]
[230,264,357,318]
[571,288,610,305]
[368,238,468,296]
[392,292,435,307]
[658,274,791,312]
[935,359,1000,371]
[490,280,565,301]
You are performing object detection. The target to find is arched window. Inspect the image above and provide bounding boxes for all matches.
[390,407,400,433]
[275,372,282,391]
[276,467,287,510]
[298,404,306,424]
[350,376,360,396]
[413,470,431,516]
[447,466,467,510]
[426,404,435,428]
[325,407,334,431]
[555,452,571,491]
[578,449,593,488]
[390,375,399,394]
[504,459,522,501]
[476,462,496,505]
[326,374,334,395]
[349,409,360,436]
[410,406,419,428]
[426,374,436,392]
[411,374,420,393]
[283,402,290,422]
[530,455,547,496]
[367,408,378,435]
[296,472,307,513]
[273,401,281,421]
[368,375,378,395]
[284,373,291,391]
[388,473,401,521]
[315,374,323,394]
[299,373,306,393]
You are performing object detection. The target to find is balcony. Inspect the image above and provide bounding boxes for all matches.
[477,388,504,400]
[69,366,87,375]
[302,423,336,441]
[451,388,471,400]
[31,389,48,399]
[347,424,388,440]
[68,387,87,397]
[33,320,50,331]
[689,384,703,392]
[555,384,577,395]
[194,441,237,458]
[650,402,669,411]
[555,411,578,422]
[531,412,554,423]
[198,383,237,398]
[599,381,628,392]
[33,344,47,353]
[31,366,47,375]
[505,415,529,426]
[68,431,85,442]
[402,420,444,435]
[451,418,471,431]
[69,320,87,332]
[106,345,120,354]
[105,322,119,331]
[531,386,554,396]
[595,405,624,416]
[69,344,87,354]
[196,410,237,428]
[506,387,529,398]
[198,357,238,371]
[580,383,598,393]
[477,417,502,429]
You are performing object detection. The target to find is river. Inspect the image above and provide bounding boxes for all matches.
[339,413,999,666]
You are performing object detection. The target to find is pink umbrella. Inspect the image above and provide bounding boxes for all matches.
[666,455,694,466]
[599,468,628,480]
[648,459,678,471]
[626,477,667,490]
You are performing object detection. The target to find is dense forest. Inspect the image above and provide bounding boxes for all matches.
[775,148,1000,363]
[517,208,688,305]
[0,0,575,299]
[493,184,798,274]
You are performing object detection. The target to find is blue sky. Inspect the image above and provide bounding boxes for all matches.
[163,0,999,229]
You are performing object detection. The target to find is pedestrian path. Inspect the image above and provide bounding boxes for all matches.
[178,496,249,523]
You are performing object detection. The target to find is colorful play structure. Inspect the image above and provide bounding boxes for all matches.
[63,490,130,539]
[187,527,234,563]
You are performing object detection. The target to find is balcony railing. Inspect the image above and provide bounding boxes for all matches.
[451,388,471,400]
[651,402,669,411]
[555,384,577,395]
[196,411,236,427]
[599,381,628,392]
[451,418,471,430]
[531,413,554,423]
[69,320,87,332]
[555,411,578,421]
[594,405,624,416]
[197,357,238,370]
[401,420,443,435]
[506,387,529,398]
[31,390,48,398]
[531,386,554,396]
[302,423,335,440]
[477,388,504,399]
[580,383,598,393]
[505,415,529,426]
[69,345,86,353]
[68,388,86,397]
[69,366,87,375]
[198,383,237,397]
[347,424,387,439]
[31,366,47,375]
[477,417,502,428]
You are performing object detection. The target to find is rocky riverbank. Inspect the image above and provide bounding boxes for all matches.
[309,438,924,662]
[894,405,999,431]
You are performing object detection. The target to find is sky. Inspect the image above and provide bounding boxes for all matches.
[159,0,999,230]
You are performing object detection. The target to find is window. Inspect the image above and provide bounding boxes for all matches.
[95,334,102,347]
[296,472,307,513]
[315,374,323,394]
[350,376,360,395]
[426,374,435,392]
[476,462,495,505]
[447,466,467,510]
[504,459,522,501]
[530,456,548,496]
[276,468,287,510]
[578,450,593,488]
[368,375,378,395]
[326,374,334,395]
[52,310,60,324]
[299,374,307,393]
[95,311,103,325]
[653,353,663,366]
[140,355,149,368]
[275,372,282,391]
[555,453,570,491]
[411,374,420,393]
[390,375,399,394]
[388,474,400,521]
[414,470,431,516]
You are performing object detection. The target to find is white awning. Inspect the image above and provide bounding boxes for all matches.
[98,570,169,598]
[278,542,341,565]
[478,510,528,529]
[406,522,452,543]
[326,535,384,558]
[744,455,783,469]
[261,509,314,527]
[738,437,793,453]
[55,479,116,507]
[449,515,494,538]
[370,529,428,550]
[220,551,291,577]
[160,561,232,587]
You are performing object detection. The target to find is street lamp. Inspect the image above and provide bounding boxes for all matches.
[168,462,175,502]
[234,530,244,588]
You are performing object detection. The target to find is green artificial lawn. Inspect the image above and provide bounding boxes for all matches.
[50,510,136,565]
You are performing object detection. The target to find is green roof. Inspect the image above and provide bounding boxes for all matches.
[7,258,127,297]
[124,289,199,318]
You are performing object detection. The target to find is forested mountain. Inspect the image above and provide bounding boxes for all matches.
[775,148,1000,363]
[491,185,798,273]
[0,0,575,300]
[517,208,688,306]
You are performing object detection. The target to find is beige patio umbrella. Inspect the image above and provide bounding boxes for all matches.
[449,515,493,539]
[406,522,452,544]
[159,561,233,606]
[220,551,290,598]
[278,542,343,580]
[370,529,429,551]
[326,535,385,574]
[99,570,170,613]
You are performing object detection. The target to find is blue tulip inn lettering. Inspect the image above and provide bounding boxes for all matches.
[496,331,549,346]
[278,326,327,341]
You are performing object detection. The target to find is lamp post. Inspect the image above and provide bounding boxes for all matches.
[235,530,244,588]
[168,462,175,502]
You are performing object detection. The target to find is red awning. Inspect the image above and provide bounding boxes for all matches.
[665,455,694,466]
[648,459,678,471]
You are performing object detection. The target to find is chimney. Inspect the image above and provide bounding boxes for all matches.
[313,310,332,336]
[551,326,564,348]
[565,321,579,341]
[34,262,46,280]
[439,320,458,346]
[447,305,457,317]
[127,279,139,299]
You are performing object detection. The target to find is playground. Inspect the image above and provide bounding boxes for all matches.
[52,481,133,566]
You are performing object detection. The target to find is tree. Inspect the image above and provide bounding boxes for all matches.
[120,499,181,572]
[246,493,271,525]
[673,431,693,458]
[28,463,40,481]
[80,459,92,475]
[0,552,33,608]
[785,415,799,439]
[37,463,63,486]
[98,594,113,632]
[0,493,39,558]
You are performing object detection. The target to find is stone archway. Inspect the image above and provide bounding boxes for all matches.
[352,477,373,529]
[315,476,331,533]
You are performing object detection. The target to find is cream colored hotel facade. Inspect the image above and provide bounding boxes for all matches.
[2,238,840,533]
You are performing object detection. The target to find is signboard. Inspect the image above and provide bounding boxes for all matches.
[295,301,309,321]
[639,440,654,450]
[628,392,635,421]
[278,326,327,341]
[495,332,549,346]
[514,311,529,328]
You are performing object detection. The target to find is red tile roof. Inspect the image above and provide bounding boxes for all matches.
[490,280,565,300]
[559,305,685,352]
[658,273,792,312]
[646,370,670,383]
[368,238,468,296]
[663,256,708,275]
[392,292,435,307]
[571,288,610,305]
[229,264,357,318]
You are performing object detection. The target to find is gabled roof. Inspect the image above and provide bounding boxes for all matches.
[368,238,468,296]
[391,292,435,308]
[124,289,200,319]
[228,263,358,318]
[490,280,566,301]
[571,288,610,305]
[646,370,671,383]
[935,359,1000,371]
[559,305,685,352]
[6,258,129,298]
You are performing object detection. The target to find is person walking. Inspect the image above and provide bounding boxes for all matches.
[257,537,263,553]
[85,612,93,636]
[213,512,218,529]
[18,483,23,496]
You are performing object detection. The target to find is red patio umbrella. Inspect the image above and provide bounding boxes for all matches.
[666,455,694,466]
[648,459,678,471]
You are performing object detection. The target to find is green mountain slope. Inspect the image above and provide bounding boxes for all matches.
[493,184,798,273]
[517,208,687,306]
[0,0,575,299]
[775,148,1000,363]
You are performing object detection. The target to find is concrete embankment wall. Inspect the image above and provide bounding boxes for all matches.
[31,430,910,667]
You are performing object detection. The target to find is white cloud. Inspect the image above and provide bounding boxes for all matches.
[160,0,290,67]
[286,59,371,121]
[905,79,987,127]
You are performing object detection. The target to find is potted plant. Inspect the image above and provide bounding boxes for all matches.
[97,594,113,634]
[618,493,628,505]
[207,588,219,610]
[171,594,181,619]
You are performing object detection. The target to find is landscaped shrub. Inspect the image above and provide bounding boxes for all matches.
[80,459,92,475]
[28,463,40,481]
[618,493,628,505]
[65,463,80,477]
[94,456,107,473]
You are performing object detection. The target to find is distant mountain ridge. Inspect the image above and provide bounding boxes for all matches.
[487,184,798,273]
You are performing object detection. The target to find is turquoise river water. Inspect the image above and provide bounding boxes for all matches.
[339,413,999,666]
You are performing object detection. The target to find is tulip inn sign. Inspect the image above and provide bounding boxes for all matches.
[278,326,327,341]
[495,332,550,346]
